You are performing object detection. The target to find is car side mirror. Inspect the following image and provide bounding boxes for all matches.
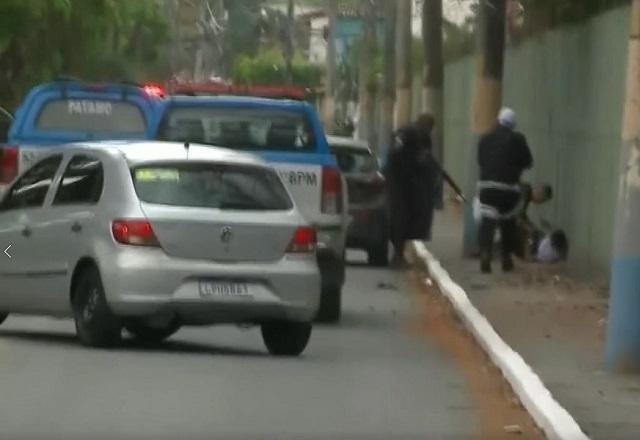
[0,106,13,143]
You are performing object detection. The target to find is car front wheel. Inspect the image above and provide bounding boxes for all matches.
[125,319,181,344]
[261,321,312,356]
[72,265,121,348]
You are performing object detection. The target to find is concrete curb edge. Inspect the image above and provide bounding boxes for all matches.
[409,240,589,440]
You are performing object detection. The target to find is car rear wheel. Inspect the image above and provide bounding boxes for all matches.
[72,265,121,348]
[368,240,390,267]
[0,313,7,326]
[316,286,342,323]
[124,319,181,344]
[261,321,312,356]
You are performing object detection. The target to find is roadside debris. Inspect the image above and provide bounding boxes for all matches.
[503,424,523,434]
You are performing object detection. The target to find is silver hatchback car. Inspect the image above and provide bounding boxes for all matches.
[0,141,320,356]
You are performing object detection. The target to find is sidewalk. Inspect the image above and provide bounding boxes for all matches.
[426,202,640,440]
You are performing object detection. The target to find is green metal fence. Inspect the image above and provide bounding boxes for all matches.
[439,6,630,273]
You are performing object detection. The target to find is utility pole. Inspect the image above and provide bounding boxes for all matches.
[462,0,507,256]
[323,0,338,133]
[285,0,295,84]
[394,0,412,128]
[379,0,396,158]
[605,0,640,372]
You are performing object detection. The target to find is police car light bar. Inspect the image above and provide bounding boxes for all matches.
[142,83,166,97]
[168,80,307,100]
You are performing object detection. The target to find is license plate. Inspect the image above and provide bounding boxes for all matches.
[198,281,252,299]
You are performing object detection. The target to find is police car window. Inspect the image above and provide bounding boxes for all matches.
[160,107,315,152]
[36,99,146,135]
[53,155,104,205]
[332,147,378,173]
[132,164,293,211]
[2,155,63,210]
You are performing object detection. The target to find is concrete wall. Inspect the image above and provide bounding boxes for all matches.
[440,6,630,273]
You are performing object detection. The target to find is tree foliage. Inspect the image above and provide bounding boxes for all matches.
[231,49,323,87]
[0,0,169,108]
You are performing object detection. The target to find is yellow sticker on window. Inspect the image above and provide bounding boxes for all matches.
[135,169,180,182]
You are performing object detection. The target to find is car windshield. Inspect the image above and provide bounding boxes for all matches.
[132,163,293,211]
[331,146,378,174]
[158,107,315,152]
[36,99,146,135]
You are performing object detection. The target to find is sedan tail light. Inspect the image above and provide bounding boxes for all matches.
[112,219,161,247]
[0,146,19,184]
[321,166,343,214]
[286,226,317,253]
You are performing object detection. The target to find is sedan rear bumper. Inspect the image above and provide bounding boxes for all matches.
[99,247,320,324]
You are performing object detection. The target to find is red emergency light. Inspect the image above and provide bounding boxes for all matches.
[168,80,307,100]
[142,83,166,97]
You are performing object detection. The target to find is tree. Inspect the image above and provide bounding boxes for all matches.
[284,0,295,84]
[422,0,444,164]
[323,0,338,132]
[357,0,378,149]
[395,0,413,128]
[0,0,169,107]
[379,0,397,157]
[605,0,640,373]
[463,0,507,256]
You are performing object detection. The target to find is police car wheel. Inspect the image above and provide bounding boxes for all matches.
[368,241,389,267]
[316,287,341,323]
[261,321,312,356]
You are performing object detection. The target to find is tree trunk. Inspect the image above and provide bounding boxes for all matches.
[357,0,378,149]
[394,0,412,128]
[285,0,295,84]
[379,0,397,158]
[323,0,338,133]
[463,0,507,256]
[605,0,640,372]
[422,0,444,164]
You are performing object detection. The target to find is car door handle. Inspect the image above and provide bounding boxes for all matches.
[21,227,32,237]
[71,222,82,233]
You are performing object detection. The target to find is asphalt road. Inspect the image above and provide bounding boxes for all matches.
[0,251,478,440]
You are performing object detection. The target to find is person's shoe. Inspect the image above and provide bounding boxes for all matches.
[480,260,492,274]
[502,257,514,272]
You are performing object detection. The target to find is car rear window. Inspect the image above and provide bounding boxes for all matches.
[132,163,293,211]
[331,146,378,174]
[36,99,146,135]
[158,107,315,152]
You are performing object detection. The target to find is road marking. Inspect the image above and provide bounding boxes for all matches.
[4,245,11,259]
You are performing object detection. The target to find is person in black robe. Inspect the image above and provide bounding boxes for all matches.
[385,114,439,266]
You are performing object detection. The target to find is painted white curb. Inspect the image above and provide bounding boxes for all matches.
[410,240,589,440]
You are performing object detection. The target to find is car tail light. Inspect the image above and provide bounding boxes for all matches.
[321,166,343,214]
[112,219,161,247]
[286,226,317,253]
[0,146,19,184]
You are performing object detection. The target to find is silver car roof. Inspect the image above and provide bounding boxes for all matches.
[70,140,266,167]
[326,135,370,151]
